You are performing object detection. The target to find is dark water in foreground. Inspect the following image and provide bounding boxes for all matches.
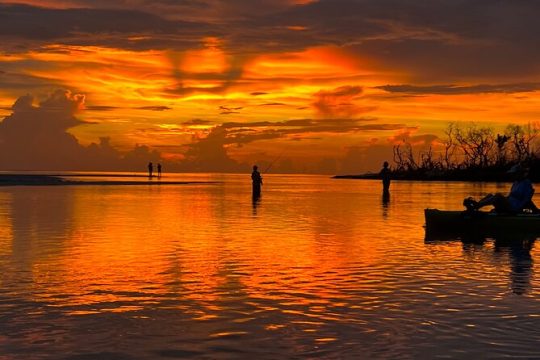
[1,174,539,359]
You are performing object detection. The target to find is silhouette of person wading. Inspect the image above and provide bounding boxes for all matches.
[148,162,153,178]
[252,165,263,198]
[380,161,391,194]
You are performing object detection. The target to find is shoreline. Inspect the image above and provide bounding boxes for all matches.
[332,174,514,182]
[0,174,218,186]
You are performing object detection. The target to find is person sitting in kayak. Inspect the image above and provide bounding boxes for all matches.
[463,164,539,214]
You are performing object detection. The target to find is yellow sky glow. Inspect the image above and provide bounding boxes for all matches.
[1,0,540,172]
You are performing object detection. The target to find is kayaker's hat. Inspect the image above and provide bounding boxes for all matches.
[507,164,523,174]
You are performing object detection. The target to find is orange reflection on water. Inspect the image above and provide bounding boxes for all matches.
[2,178,520,322]
[0,191,13,258]
[1,183,375,314]
[2,178,540,359]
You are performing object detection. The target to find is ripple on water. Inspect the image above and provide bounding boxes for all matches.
[1,178,540,358]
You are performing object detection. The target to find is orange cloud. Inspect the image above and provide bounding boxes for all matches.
[245,46,364,79]
[181,37,229,74]
[312,85,376,118]
[3,1,540,173]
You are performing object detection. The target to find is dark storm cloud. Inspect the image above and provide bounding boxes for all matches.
[258,102,287,106]
[180,116,407,172]
[85,105,172,111]
[312,85,364,117]
[219,118,367,129]
[0,3,215,51]
[348,38,539,81]
[236,0,540,79]
[62,0,305,21]
[2,1,537,50]
[3,1,540,80]
[181,125,244,172]
[194,118,405,146]
[219,105,243,115]
[135,106,172,111]
[182,118,214,125]
[0,90,166,171]
[0,90,90,169]
[267,0,540,45]
[0,70,63,91]
[376,83,540,95]
[4,7,533,94]
[162,52,248,99]
[0,3,207,38]
[85,105,120,111]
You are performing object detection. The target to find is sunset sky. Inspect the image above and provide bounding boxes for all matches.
[1,0,540,173]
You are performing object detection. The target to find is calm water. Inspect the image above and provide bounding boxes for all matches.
[1,174,540,359]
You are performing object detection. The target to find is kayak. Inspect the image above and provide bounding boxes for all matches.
[424,208,540,237]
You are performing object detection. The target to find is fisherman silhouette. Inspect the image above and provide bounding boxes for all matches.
[157,163,162,178]
[251,165,263,198]
[380,161,391,195]
[148,162,153,178]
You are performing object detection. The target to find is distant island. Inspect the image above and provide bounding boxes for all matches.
[334,167,532,182]
[0,174,68,186]
[335,123,540,182]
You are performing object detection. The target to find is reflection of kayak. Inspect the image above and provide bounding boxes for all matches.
[424,208,540,237]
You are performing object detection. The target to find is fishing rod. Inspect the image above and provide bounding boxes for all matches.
[263,149,287,174]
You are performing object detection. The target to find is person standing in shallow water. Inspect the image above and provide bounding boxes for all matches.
[148,162,153,178]
[157,163,162,178]
[380,161,391,194]
[251,165,263,198]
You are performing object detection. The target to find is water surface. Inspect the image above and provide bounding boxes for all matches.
[1,174,539,359]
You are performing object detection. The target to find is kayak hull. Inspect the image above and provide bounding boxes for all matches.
[424,208,540,238]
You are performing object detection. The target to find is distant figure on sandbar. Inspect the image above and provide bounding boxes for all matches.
[463,164,539,213]
[157,163,162,178]
[251,165,263,198]
[380,161,391,194]
[148,162,153,178]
